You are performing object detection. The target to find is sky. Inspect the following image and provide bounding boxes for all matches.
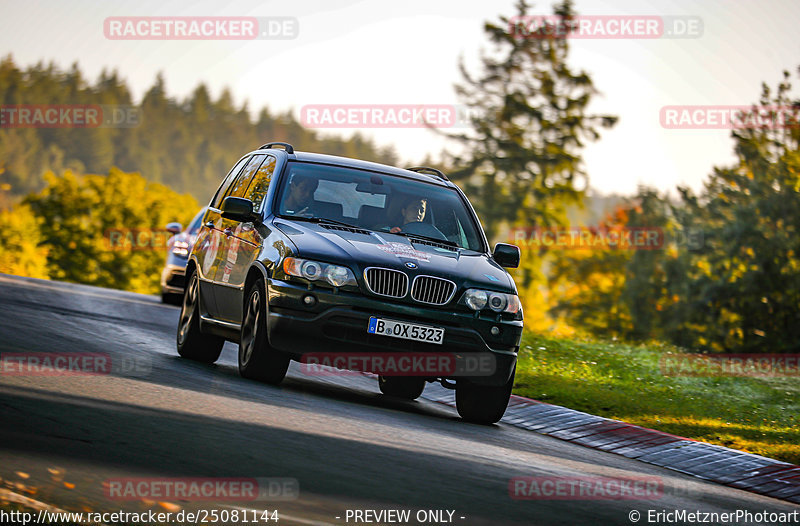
[1,0,799,196]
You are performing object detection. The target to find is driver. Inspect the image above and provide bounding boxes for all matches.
[283,173,319,216]
[390,197,427,233]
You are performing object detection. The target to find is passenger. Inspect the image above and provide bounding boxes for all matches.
[283,173,319,216]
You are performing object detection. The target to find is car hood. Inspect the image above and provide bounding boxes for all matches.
[273,220,516,293]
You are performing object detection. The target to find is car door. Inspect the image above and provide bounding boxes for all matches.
[226,155,277,320]
[212,154,267,322]
[194,154,250,318]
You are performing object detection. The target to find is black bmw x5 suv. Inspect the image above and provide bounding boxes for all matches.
[177,142,523,424]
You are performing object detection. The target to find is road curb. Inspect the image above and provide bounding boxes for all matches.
[420,382,800,505]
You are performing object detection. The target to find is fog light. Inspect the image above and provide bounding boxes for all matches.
[490,326,500,336]
[303,294,317,306]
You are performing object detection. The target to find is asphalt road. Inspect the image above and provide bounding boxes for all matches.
[1,274,798,525]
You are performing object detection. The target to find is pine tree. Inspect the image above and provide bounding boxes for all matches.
[446,0,617,239]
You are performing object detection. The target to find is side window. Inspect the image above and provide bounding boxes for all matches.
[211,156,250,209]
[244,155,276,211]
[225,155,265,200]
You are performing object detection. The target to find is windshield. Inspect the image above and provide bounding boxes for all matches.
[275,162,485,251]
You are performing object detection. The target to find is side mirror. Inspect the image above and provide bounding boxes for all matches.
[493,243,520,268]
[165,222,182,235]
[221,196,260,223]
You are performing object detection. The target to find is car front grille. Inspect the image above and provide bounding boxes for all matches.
[364,268,408,298]
[411,275,456,305]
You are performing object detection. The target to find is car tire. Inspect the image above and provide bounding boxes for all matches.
[455,367,515,424]
[378,376,426,400]
[176,268,224,363]
[239,279,290,385]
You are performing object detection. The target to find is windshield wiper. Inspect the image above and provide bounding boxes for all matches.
[391,231,459,248]
[287,215,368,231]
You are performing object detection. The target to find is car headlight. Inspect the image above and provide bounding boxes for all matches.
[283,257,357,288]
[300,260,322,280]
[172,240,189,257]
[325,265,354,287]
[464,289,488,310]
[462,288,521,314]
[488,292,507,312]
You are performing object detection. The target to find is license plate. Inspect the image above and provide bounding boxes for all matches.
[367,317,445,345]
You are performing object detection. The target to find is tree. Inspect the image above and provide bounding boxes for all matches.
[548,205,635,338]
[446,0,617,240]
[0,56,402,206]
[25,168,199,294]
[672,71,800,352]
[441,0,617,330]
[547,69,800,353]
[0,203,49,279]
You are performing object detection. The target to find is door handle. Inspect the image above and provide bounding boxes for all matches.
[224,228,233,236]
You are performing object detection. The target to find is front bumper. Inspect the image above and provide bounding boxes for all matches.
[160,263,187,295]
[266,279,521,387]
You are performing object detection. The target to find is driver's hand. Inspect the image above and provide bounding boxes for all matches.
[390,226,401,233]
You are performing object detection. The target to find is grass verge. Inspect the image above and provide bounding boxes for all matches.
[513,333,800,465]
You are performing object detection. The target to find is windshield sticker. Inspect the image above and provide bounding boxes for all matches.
[376,242,431,262]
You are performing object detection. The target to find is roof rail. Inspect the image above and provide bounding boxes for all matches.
[258,142,294,154]
[406,166,449,182]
